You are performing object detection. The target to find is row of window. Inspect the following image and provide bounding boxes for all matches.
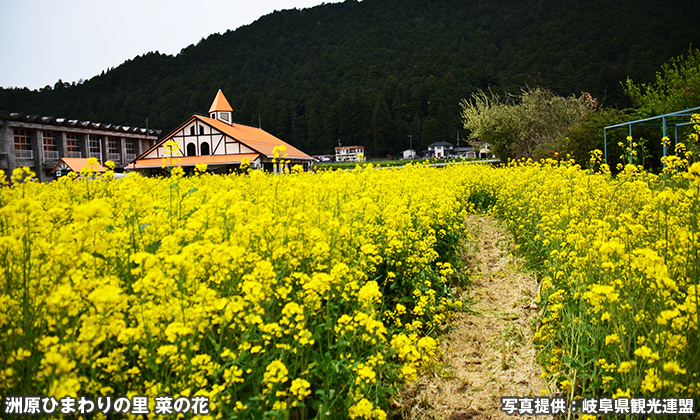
[186,142,210,156]
[13,129,137,160]
[211,112,230,122]
[337,148,363,154]
[13,129,32,160]
[189,125,206,136]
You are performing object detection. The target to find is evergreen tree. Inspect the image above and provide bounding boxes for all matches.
[1,0,697,157]
[372,95,391,157]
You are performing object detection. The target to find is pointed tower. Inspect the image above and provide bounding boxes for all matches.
[209,89,233,124]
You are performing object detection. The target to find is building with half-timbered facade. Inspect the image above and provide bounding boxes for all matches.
[129,90,313,174]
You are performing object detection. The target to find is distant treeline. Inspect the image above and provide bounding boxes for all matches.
[1,0,698,157]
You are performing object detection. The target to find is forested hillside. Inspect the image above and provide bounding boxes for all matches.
[1,0,698,156]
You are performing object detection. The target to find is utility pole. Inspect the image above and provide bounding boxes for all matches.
[456,132,460,158]
[409,135,413,159]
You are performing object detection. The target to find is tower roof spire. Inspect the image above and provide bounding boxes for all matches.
[209,89,233,113]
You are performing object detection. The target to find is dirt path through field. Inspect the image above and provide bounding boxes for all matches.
[397,215,551,420]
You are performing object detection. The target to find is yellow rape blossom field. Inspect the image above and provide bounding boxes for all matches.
[485,157,700,402]
[0,162,468,419]
[1,146,699,418]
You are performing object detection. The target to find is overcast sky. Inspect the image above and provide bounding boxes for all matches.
[0,0,341,90]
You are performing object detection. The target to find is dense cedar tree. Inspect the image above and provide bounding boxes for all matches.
[1,0,698,157]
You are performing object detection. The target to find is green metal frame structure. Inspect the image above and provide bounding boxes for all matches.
[603,106,700,164]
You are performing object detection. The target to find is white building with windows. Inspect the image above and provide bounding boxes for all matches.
[334,145,365,162]
[0,110,159,182]
[425,141,455,158]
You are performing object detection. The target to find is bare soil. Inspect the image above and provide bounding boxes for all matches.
[395,215,551,420]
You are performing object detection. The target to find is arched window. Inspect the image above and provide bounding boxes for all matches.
[199,125,204,135]
[187,143,196,156]
[189,126,195,136]
[201,142,210,156]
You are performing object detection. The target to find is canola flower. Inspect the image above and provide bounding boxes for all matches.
[0,162,468,419]
[468,148,700,401]
[3,133,698,417]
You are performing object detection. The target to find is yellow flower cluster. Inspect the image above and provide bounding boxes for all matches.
[12,143,695,413]
[464,149,700,399]
[0,161,469,418]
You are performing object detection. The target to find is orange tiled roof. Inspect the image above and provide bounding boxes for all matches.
[132,91,313,166]
[129,153,260,169]
[201,116,312,160]
[334,145,364,150]
[50,158,105,173]
[208,89,233,113]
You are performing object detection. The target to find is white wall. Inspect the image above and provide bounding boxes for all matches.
[144,120,254,159]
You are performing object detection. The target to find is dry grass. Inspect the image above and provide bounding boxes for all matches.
[394,215,551,420]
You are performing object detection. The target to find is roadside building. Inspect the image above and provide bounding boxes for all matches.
[474,142,493,158]
[128,90,313,174]
[50,157,105,177]
[402,149,417,159]
[0,111,159,182]
[454,146,477,158]
[425,141,454,158]
[334,145,365,162]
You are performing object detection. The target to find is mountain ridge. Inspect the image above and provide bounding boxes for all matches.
[1,0,698,156]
